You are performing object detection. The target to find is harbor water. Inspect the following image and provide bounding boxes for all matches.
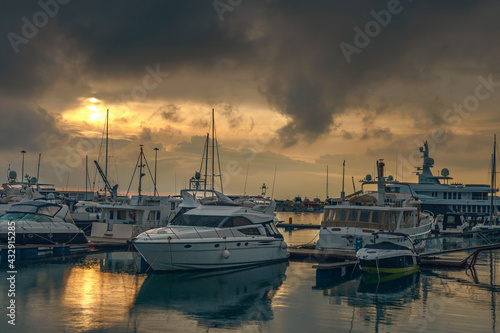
[1,212,499,332]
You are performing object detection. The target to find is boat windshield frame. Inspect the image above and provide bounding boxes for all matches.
[7,203,62,217]
[170,214,255,228]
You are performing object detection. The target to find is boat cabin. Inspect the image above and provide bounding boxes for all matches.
[321,206,419,231]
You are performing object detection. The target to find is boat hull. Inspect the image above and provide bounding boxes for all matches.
[134,238,289,271]
[0,231,88,245]
[360,263,419,275]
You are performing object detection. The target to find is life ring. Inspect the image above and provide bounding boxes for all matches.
[129,211,136,222]
[0,193,6,198]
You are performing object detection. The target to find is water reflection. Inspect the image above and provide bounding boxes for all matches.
[358,272,421,304]
[133,262,288,329]
[62,252,147,332]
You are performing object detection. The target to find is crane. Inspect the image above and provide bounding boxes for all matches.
[94,160,118,199]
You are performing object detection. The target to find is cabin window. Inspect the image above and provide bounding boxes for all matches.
[171,202,176,210]
[85,207,93,213]
[109,211,114,219]
[458,193,461,199]
[385,212,397,225]
[359,210,370,222]
[348,210,358,222]
[149,211,158,221]
[157,211,161,220]
[234,216,252,227]
[264,223,276,236]
[402,212,414,227]
[337,209,347,221]
[453,193,457,199]
[38,206,61,217]
[170,215,227,227]
[117,210,127,220]
[238,227,261,236]
[220,217,234,228]
[371,211,381,223]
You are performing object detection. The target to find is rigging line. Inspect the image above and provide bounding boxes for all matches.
[126,151,143,196]
[215,136,223,193]
[199,133,208,174]
[143,153,158,195]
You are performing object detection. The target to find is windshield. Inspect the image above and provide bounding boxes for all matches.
[0,213,53,222]
[8,205,38,214]
[8,204,61,217]
[170,215,228,227]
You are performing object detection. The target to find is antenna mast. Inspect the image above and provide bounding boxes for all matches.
[326,165,329,199]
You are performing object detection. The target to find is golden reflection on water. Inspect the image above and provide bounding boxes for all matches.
[61,260,146,332]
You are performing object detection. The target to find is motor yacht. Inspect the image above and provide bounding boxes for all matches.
[0,201,88,245]
[133,195,289,271]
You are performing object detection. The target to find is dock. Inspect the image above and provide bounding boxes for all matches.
[0,241,130,262]
[276,223,321,230]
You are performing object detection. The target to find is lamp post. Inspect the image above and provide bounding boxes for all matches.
[21,150,26,183]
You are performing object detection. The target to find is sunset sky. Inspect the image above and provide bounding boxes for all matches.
[1,0,499,199]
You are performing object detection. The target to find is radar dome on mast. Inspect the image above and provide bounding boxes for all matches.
[441,168,450,177]
[8,170,17,181]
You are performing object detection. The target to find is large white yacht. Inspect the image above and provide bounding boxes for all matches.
[317,161,434,251]
[386,141,499,218]
[0,201,88,245]
[133,195,289,271]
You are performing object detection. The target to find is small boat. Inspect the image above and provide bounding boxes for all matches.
[357,233,419,275]
[133,193,289,271]
[436,213,470,235]
[0,201,88,245]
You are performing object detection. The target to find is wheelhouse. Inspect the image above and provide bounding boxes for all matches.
[321,206,419,231]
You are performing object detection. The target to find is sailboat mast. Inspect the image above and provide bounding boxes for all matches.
[138,145,143,198]
[211,109,215,192]
[341,160,345,200]
[36,153,41,189]
[154,147,159,196]
[326,165,329,199]
[204,133,209,192]
[243,164,249,196]
[491,134,496,222]
[105,109,109,198]
[85,155,88,201]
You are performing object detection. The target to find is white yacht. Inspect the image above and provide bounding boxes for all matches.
[71,201,103,235]
[0,201,88,245]
[317,160,434,251]
[90,195,182,243]
[133,195,289,271]
[386,141,499,218]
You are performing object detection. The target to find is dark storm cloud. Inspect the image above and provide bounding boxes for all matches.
[1,0,499,147]
[158,104,181,123]
[0,104,67,151]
